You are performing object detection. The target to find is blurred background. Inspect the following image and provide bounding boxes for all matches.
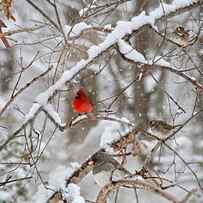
[0,0,203,202]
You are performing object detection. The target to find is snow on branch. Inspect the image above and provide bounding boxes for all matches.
[1,0,201,153]
[33,166,84,203]
[62,183,85,203]
[64,22,91,38]
[117,39,146,63]
[32,0,202,120]
[47,129,139,202]
[157,0,202,20]
[47,120,199,203]
[36,1,203,105]
[117,39,203,90]
[69,114,135,128]
[43,104,66,130]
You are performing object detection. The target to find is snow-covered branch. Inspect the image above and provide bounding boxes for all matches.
[29,0,203,125]
[117,39,203,90]
[1,0,202,165]
[47,109,203,203]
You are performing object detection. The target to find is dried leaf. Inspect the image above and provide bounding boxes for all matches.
[1,0,16,21]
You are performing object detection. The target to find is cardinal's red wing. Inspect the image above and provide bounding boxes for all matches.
[72,88,93,113]
[72,99,93,113]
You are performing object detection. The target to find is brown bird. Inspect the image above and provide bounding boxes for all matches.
[148,120,182,139]
[167,25,190,47]
[175,26,189,39]
[91,151,138,201]
[92,151,130,187]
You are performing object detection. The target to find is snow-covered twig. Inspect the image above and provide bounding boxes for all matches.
[33,0,203,112]
[117,39,203,90]
[47,110,201,203]
[32,0,203,125]
[69,114,135,128]
[117,39,146,64]
[47,128,140,202]
[0,65,53,117]
[1,0,202,166]
[62,183,85,203]
[43,104,66,131]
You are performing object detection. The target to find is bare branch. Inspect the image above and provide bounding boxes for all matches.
[24,0,60,31]
[0,65,54,117]
[96,180,181,203]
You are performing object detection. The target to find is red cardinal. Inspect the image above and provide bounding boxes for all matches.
[72,87,93,113]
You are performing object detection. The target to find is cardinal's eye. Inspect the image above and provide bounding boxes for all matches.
[149,121,155,126]
[75,94,81,99]
[176,26,184,32]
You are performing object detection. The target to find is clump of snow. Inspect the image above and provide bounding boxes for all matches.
[32,166,74,203]
[118,39,146,63]
[87,45,103,58]
[120,116,134,125]
[69,114,89,126]
[44,104,66,128]
[63,183,80,200]
[131,11,155,29]
[72,196,86,203]
[100,119,131,150]
[62,183,85,203]
[150,0,193,20]
[64,22,91,38]
[48,166,73,191]
[172,0,193,7]
[104,24,112,30]
[79,3,96,16]
[150,3,170,19]
[101,21,133,47]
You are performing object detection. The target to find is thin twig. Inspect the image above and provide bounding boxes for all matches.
[0,65,53,117]
[0,176,32,187]
[24,0,60,31]
[96,180,180,203]
[4,25,45,36]
[46,0,67,45]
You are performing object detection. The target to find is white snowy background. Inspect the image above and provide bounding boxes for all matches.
[0,0,203,202]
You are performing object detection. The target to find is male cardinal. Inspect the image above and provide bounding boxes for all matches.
[72,87,93,113]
